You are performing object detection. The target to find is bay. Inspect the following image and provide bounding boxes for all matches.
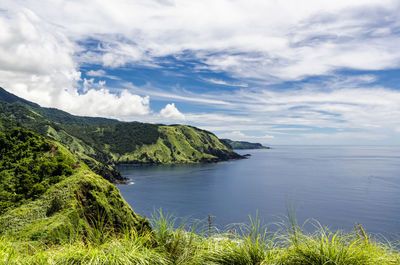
[117,146,400,236]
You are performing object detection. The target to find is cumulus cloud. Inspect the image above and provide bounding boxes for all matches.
[0,8,150,119]
[66,89,150,118]
[160,103,185,120]
[82,78,105,92]
[0,9,79,103]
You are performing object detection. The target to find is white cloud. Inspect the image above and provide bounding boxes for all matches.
[3,1,400,85]
[0,9,150,119]
[82,78,105,92]
[2,1,400,143]
[0,9,79,106]
[300,132,386,140]
[160,103,185,120]
[86,69,106,77]
[3,0,400,82]
[238,87,400,132]
[201,78,248,87]
[123,82,231,105]
[218,130,274,142]
[86,69,119,80]
[122,74,400,143]
[167,81,400,144]
[67,89,150,118]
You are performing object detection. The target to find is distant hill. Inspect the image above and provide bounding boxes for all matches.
[0,87,243,183]
[221,139,270,149]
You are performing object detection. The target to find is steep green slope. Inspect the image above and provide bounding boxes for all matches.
[0,129,73,214]
[221,139,270,149]
[0,103,127,183]
[0,128,149,243]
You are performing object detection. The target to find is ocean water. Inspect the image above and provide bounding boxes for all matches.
[117,146,400,236]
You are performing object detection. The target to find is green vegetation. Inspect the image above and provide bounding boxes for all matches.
[0,129,73,214]
[0,129,149,243]
[61,122,161,159]
[1,212,398,264]
[3,87,397,264]
[109,125,242,164]
[0,87,242,183]
[221,139,270,150]
[0,101,128,183]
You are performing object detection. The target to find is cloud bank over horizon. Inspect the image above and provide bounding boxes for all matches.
[1,0,400,144]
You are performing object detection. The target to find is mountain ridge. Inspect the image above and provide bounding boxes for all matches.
[0,87,243,183]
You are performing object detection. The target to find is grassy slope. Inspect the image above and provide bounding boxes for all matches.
[0,129,149,243]
[60,123,243,164]
[111,125,242,164]
[1,213,399,265]
[0,169,149,243]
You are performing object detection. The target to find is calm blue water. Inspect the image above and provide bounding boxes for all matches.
[117,146,400,236]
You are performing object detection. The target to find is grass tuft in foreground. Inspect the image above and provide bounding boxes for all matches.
[1,212,399,265]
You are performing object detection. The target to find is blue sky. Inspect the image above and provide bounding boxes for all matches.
[1,0,400,145]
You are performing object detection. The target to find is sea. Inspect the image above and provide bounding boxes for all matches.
[117,146,400,238]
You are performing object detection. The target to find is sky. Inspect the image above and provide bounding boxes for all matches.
[1,0,400,145]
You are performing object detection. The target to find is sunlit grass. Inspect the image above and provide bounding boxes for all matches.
[1,211,399,265]
[276,219,399,265]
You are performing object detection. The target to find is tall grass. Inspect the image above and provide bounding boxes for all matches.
[1,232,168,265]
[201,213,278,265]
[151,209,205,264]
[277,218,399,265]
[1,212,399,265]
[0,236,17,264]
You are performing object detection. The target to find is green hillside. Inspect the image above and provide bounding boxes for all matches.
[0,87,243,184]
[0,128,149,243]
[221,139,270,149]
[0,103,127,183]
[62,124,241,164]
